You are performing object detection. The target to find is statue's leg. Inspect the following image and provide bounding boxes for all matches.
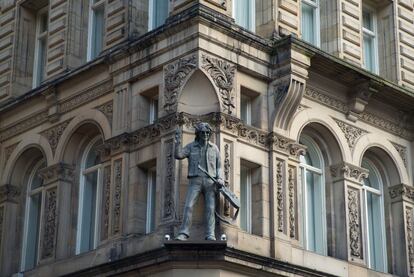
[204,178,216,240]
[178,177,201,238]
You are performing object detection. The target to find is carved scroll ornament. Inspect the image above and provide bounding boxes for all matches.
[348,188,362,258]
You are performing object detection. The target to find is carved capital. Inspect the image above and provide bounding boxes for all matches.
[38,163,75,184]
[164,55,197,113]
[347,80,380,122]
[201,54,236,114]
[330,162,369,184]
[289,143,307,159]
[268,132,292,153]
[389,184,414,203]
[0,184,20,204]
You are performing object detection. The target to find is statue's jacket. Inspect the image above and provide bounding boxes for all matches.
[175,140,223,180]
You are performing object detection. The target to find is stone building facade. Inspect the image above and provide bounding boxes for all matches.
[0,0,413,276]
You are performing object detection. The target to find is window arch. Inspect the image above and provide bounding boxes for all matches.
[361,158,387,272]
[299,135,327,255]
[76,137,104,254]
[21,159,46,271]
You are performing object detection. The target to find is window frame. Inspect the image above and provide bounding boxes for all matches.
[240,165,252,233]
[148,0,169,31]
[149,97,159,124]
[32,6,48,88]
[20,159,45,271]
[299,135,327,256]
[232,0,256,32]
[75,137,105,255]
[87,0,105,62]
[362,5,379,74]
[240,93,252,125]
[301,0,321,47]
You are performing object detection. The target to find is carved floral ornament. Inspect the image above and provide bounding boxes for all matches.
[334,119,368,149]
[330,162,369,183]
[348,188,362,258]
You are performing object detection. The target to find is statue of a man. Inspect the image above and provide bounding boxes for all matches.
[174,122,224,241]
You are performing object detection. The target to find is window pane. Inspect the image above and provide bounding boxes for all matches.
[31,171,44,190]
[24,193,42,270]
[305,171,324,254]
[367,192,386,271]
[154,0,169,28]
[302,3,315,44]
[234,0,253,31]
[85,140,102,168]
[363,36,375,72]
[79,171,98,253]
[92,7,104,59]
[240,94,251,125]
[240,167,251,232]
[146,170,157,233]
[363,10,373,31]
[40,13,48,33]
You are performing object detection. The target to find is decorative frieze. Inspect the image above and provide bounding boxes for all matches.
[391,142,408,167]
[0,184,20,204]
[223,143,231,216]
[0,111,49,142]
[406,207,414,273]
[348,188,362,259]
[330,162,369,184]
[38,163,75,185]
[40,120,71,155]
[41,188,57,259]
[269,132,292,153]
[163,140,175,220]
[201,54,236,114]
[304,87,348,113]
[96,101,113,124]
[288,167,296,239]
[276,161,284,233]
[112,159,122,235]
[334,119,368,149]
[164,55,197,113]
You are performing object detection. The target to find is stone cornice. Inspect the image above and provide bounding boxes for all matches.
[0,184,20,204]
[38,163,75,185]
[389,184,414,203]
[330,162,369,184]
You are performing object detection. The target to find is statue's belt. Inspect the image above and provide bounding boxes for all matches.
[198,165,240,224]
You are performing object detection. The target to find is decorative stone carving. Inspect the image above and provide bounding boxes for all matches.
[201,54,236,114]
[112,159,122,234]
[38,163,74,185]
[288,168,296,238]
[289,143,307,159]
[406,207,414,273]
[96,101,113,124]
[334,119,368,149]
[330,162,369,184]
[348,188,362,258]
[164,55,197,112]
[41,188,57,259]
[41,120,71,155]
[276,161,284,232]
[59,80,112,113]
[304,87,348,113]
[269,132,292,152]
[4,143,18,162]
[0,205,3,251]
[223,143,231,216]
[389,184,414,202]
[0,111,49,142]
[163,140,175,220]
[391,142,408,167]
[0,184,20,203]
[101,165,111,241]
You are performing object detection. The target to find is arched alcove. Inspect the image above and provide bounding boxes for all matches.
[177,70,220,115]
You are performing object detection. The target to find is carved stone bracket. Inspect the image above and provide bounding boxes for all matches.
[0,184,20,204]
[40,119,72,155]
[330,162,369,184]
[389,184,414,203]
[42,86,60,123]
[391,142,408,168]
[38,163,75,185]
[164,55,197,113]
[348,188,362,259]
[201,54,236,114]
[347,81,380,122]
[271,44,311,130]
[334,119,368,149]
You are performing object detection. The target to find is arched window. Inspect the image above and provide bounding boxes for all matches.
[76,137,104,254]
[299,135,327,255]
[362,158,387,272]
[21,160,45,271]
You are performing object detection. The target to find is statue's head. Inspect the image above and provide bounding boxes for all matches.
[195,122,212,143]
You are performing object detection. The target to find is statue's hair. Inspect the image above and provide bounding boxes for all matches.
[194,122,212,141]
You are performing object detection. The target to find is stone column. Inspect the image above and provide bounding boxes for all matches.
[330,162,368,263]
[388,183,414,276]
[0,184,21,276]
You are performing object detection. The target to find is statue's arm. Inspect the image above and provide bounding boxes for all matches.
[174,129,189,160]
[215,146,224,186]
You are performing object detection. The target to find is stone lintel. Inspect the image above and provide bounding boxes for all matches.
[38,163,74,185]
[330,162,369,185]
[0,184,20,204]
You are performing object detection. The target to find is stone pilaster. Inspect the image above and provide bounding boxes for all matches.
[330,162,369,263]
[113,84,131,136]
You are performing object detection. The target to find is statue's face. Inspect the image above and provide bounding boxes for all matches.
[198,127,211,142]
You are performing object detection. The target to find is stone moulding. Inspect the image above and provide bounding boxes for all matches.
[0,111,49,142]
[164,55,197,113]
[0,184,20,204]
[330,162,369,184]
[201,54,236,115]
[38,163,75,185]
[348,188,362,259]
[334,118,368,149]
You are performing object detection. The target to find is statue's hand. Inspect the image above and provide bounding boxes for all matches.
[216,178,225,188]
[175,129,182,144]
